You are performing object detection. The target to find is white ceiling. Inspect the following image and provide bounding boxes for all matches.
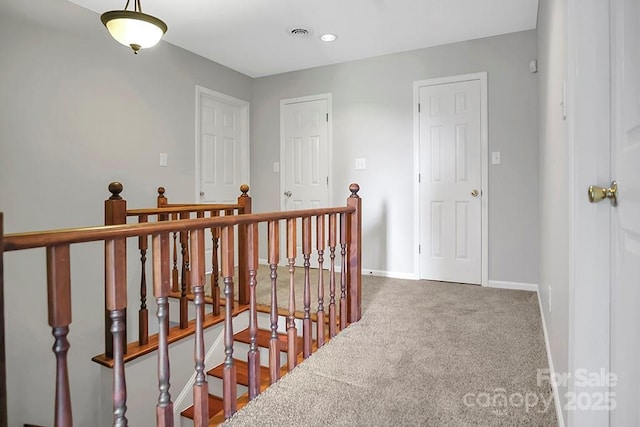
[69,0,539,78]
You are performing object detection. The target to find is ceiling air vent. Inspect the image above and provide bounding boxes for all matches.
[288,27,312,38]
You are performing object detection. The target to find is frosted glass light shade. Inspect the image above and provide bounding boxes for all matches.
[101,10,167,53]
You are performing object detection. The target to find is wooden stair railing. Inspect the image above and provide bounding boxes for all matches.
[102,184,251,359]
[0,183,361,426]
[180,197,357,425]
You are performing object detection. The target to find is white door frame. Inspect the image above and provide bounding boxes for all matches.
[194,85,251,202]
[279,93,333,211]
[413,72,488,286]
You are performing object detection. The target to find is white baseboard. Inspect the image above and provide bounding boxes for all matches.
[536,290,565,427]
[487,280,539,292]
[362,269,417,280]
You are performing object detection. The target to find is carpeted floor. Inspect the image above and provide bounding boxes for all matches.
[223,275,558,426]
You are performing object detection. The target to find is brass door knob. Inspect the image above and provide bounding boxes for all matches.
[588,181,617,206]
[471,189,479,197]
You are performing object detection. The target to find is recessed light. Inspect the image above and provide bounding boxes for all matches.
[320,33,337,42]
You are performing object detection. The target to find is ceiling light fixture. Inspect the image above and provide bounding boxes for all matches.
[320,33,337,42]
[101,0,167,54]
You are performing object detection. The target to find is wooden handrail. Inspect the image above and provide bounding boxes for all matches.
[3,207,356,252]
[0,182,362,425]
[127,205,242,216]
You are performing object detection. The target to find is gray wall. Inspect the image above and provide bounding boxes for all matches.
[537,0,569,423]
[0,1,542,423]
[252,30,539,283]
[0,0,252,425]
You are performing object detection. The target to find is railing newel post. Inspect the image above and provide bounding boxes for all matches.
[346,183,362,323]
[105,182,127,359]
[237,184,251,306]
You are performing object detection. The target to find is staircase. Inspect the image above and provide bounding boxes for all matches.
[179,313,312,426]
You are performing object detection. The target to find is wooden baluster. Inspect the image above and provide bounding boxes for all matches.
[0,213,6,427]
[171,215,179,293]
[105,238,128,426]
[340,213,348,331]
[223,209,234,309]
[158,212,171,334]
[138,214,149,346]
[105,182,127,359]
[152,232,174,427]
[347,183,362,323]
[179,212,190,329]
[246,223,260,400]
[302,217,312,359]
[286,218,297,371]
[237,184,251,305]
[210,211,220,316]
[47,245,73,427]
[190,228,208,426]
[221,225,237,418]
[267,221,281,384]
[316,215,326,347]
[328,214,337,338]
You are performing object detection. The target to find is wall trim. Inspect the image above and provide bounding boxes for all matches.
[362,269,417,280]
[487,280,538,292]
[537,290,565,427]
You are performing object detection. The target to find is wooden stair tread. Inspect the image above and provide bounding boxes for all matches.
[233,328,303,353]
[181,394,224,420]
[207,359,270,386]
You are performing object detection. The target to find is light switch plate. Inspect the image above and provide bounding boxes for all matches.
[159,153,168,167]
[355,158,366,170]
[273,162,280,173]
[491,152,501,165]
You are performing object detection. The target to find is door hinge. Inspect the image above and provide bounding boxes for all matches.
[418,173,421,183]
[419,244,421,254]
[418,103,421,113]
[326,176,329,186]
[326,113,329,122]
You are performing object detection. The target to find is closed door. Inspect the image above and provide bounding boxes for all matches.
[196,86,249,272]
[610,0,640,423]
[197,87,249,204]
[419,79,482,284]
[281,95,331,263]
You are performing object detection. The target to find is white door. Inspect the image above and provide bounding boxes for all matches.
[418,78,483,285]
[196,86,250,204]
[280,95,331,263]
[195,86,250,272]
[610,0,640,423]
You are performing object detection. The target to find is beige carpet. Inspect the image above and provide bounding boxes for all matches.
[223,275,558,426]
[252,265,343,311]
